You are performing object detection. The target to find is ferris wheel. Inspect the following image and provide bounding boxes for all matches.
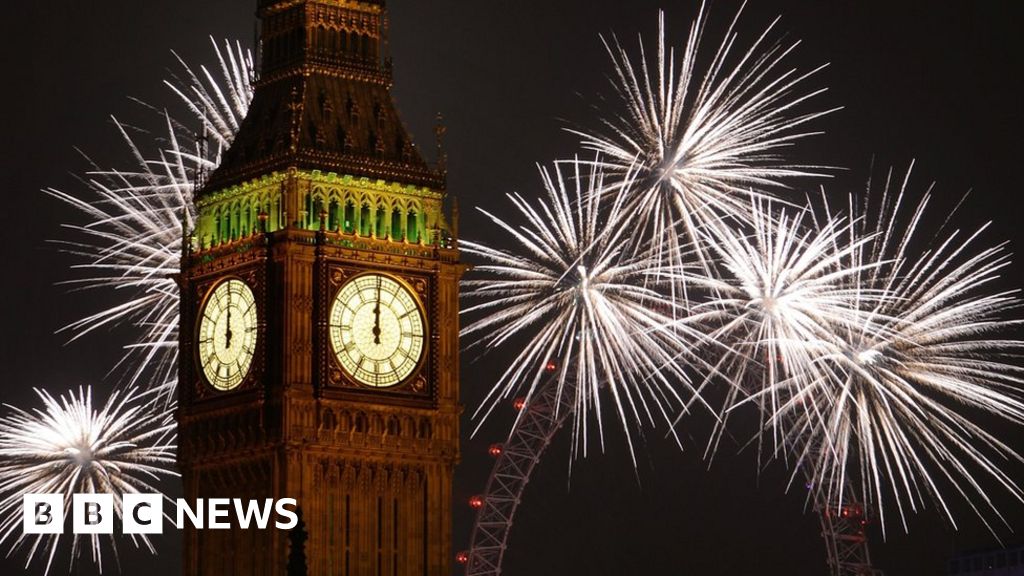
[458,367,884,576]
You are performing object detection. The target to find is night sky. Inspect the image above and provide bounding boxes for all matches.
[2,1,1023,575]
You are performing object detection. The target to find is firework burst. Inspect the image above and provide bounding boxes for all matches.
[46,38,253,401]
[462,159,713,463]
[0,386,177,575]
[573,5,836,292]
[683,198,883,461]
[716,167,1024,533]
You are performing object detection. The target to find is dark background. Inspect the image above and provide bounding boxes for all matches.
[1,1,1022,574]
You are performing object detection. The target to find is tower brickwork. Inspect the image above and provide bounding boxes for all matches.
[177,2,460,574]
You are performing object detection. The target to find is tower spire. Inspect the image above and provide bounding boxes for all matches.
[204,0,443,194]
[435,112,448,177]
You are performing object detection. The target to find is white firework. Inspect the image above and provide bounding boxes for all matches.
[462,159,711,463]
[684,198,883,461]
[46,38,253,402]
[573,5,835,292]
[0,386,177,575]
[720,167,1024,533]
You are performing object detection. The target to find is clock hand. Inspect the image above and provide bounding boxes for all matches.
[372,275,382,345]
[225,307,233,349]
[224,285,233,349]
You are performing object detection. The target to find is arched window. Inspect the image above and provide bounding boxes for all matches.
[322,409,336,431]
[360,202,371,236]
[315,26,326,53]
[391,207,403,240]
[313,196,325,229]
[328,199,339,231]
[375,205,387,238]
[327,28,338,55]
[344,200,356,233]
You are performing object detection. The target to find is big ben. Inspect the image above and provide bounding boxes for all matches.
[176,1,461,574]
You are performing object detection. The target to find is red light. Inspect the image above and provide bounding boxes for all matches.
[469,495,485,509]
[488,443,503,457]
[545,361,557,372]
[456,551,469,565]
[839,505,863,520]
[513,397,527,410]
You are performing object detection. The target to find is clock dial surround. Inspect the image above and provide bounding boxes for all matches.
[328,272,426,388]
[196,278,259,391]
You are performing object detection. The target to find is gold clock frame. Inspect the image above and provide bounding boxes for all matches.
[190,267,266,400]
[319,264,434,405]
[327,271,428,390]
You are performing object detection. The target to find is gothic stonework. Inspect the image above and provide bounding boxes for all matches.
[177,2,461,575]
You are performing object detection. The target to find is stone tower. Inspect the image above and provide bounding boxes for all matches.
[177,1,461,574]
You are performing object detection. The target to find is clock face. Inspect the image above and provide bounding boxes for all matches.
[196,278,259,391]
[329,273,426,388]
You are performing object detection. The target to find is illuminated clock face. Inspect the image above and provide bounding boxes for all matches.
[197,279,259,391]
[329,273,426,388]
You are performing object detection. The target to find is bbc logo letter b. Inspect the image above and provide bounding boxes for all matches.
[73,494,114,534]
[23,494,63,534]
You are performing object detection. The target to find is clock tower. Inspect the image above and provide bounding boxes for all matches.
[176,1,461,575]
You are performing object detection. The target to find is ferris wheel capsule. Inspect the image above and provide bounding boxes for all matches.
[455,551,469,565]
[468,495,485,509]
[488,443,503,457]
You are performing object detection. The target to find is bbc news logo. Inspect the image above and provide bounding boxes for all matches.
[23,494,299,534]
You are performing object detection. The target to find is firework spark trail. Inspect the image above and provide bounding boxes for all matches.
[461,159,714,464]
[680,198,885,464]
[713,166,1024,534]
[0,386,177,575]
[165,39,253,156]
[46,116,198,404]
[571,4,837,301]
[46,38,253,402]
[463,2,837,464]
